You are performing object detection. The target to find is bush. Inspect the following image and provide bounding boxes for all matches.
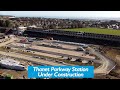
[5,74,13,79]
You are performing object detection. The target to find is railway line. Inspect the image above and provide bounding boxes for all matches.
[23,29,120,47]
[24,29,120,42]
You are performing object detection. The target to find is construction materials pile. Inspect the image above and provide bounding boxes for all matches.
[0,58,26,71]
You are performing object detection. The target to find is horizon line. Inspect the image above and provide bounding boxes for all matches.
[1,14,120,20]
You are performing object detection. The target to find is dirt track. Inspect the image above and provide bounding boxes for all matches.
[0,51,64,66]
[30,45,95,59]
[88,47,116,74]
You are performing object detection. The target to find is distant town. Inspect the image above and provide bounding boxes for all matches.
[1,15,120,30]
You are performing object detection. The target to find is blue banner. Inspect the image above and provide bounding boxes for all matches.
[28,66,94,79]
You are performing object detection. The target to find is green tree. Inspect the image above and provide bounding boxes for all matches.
[5,20,13,27]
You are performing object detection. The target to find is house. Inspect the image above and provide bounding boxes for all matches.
[111,24,119,29]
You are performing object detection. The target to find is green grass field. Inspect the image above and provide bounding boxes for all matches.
[63,28,120,36]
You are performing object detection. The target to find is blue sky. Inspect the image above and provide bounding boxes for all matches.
[0,11,120,19]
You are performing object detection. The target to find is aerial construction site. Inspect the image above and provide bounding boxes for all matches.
[0,34,117,79]
[1,11,120,79]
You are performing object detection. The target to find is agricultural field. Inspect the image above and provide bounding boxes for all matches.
[63,28,120,36]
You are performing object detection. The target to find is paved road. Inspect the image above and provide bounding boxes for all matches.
[88,47,116,75]
[42,39,80,45]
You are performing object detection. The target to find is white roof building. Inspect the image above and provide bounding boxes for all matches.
[8,16,16,19]
[82,60,89,64]
[17,26,27,31]
[0,58,26,71]
[28,25,37,28]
